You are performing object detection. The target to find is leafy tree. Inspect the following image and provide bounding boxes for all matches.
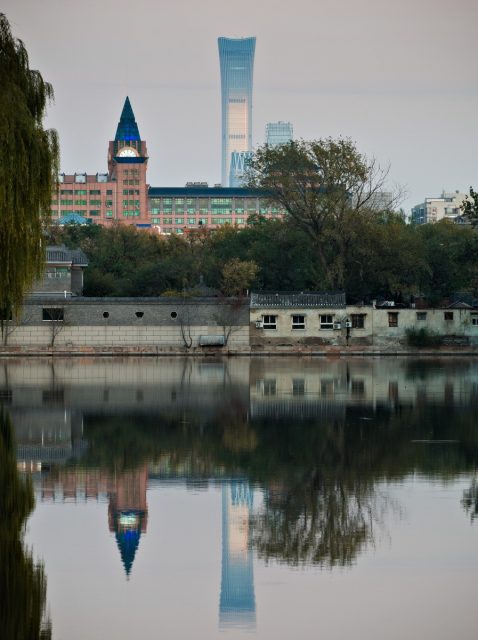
[0,13,58,323]
[247,138,398,289]
[461,187,478,227]
[221,257,259,296]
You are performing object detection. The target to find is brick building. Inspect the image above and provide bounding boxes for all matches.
[51,97,284,233]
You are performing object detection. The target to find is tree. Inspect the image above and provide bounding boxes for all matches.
[0,13,59,323]
[247,138,400,289]
[461,187,478,227]
[221,258,259,296]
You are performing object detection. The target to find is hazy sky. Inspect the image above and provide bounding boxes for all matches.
[4,0,478,212]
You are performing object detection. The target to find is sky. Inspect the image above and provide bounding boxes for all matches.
[4,0,478,213]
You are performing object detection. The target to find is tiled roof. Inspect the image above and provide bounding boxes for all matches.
[250,291,346,308]
[46,246,88,266]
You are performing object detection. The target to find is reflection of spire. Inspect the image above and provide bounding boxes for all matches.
[108,466,148,578]
[219,480,256,629]
[112,511,145,577]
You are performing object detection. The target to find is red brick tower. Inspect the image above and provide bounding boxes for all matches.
[107,97,149,226]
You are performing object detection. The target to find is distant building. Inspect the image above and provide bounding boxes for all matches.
[229,151,253,187]
[265,121,293,147]
[411,191,467,224]
[218,37,256,186]
[50,96,284,232]
[31,246,88,297]
[52,97,150,227]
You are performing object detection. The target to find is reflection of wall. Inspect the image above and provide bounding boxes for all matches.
[219,481,255,629]
[12,408,85,465]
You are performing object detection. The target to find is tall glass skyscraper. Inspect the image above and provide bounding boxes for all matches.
[218,37,256,186]
[265,121,293,147]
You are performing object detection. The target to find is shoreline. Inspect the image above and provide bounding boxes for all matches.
[1,347,478,358]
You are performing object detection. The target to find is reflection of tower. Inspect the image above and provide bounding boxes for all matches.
[108,465,148,577]
[219,480,256,629]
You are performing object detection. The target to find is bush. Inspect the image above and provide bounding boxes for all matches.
[406,327,443,348]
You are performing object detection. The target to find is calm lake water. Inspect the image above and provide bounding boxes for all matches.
[1,356,477,639]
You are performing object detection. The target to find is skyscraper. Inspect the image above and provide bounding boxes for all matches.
[265,121,293,147]
[218,37,256,186]
[229,150,253,187]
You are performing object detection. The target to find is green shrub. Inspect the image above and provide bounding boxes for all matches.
[406,327,443,347]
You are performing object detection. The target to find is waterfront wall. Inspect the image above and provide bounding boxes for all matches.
[1,298,478,353]
[2,297,250,351]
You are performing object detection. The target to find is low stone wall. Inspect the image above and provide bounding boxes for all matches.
[1,297,250,351]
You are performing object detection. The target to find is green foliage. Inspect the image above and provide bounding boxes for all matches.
[221,258,259,296]
[461,187,478,227]
[0,13,59,321]
[0,409,51,638]
[406,327,443,348]
[50,193,478,303]
[247,138,396,289]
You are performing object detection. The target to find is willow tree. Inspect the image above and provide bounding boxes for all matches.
[0,13,59,324]
[247,138,399,290]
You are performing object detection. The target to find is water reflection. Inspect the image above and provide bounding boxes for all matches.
[0,409,51,640]
[1,357,478,637]
[220,481,255,630]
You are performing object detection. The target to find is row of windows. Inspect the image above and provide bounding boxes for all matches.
[388,311,478,326]
[255,378,366,397]
[123,180,140,185]
[260,314,366,330]
[41,308,180,321]
[123,169,140,176]
[59,189,113,195]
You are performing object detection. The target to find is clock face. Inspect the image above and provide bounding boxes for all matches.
[118,147,137,158]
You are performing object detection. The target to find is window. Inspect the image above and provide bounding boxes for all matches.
[89,210,100,216]
[388,312,399,327]
[263,315,277,330]
[42,308,64,321]
[89,190,101,195]
[320,314,334,329]
[351,314,365,329]
[135,311,144,318]
[90,200,101,206]
[103,311,109,318]
[292,379,305,396]
[444,312,454,321]
[472,314,478,326]
[292,314,305,329]
[106,211,113,217]
[175,218,184,225]
[416,312,427,321]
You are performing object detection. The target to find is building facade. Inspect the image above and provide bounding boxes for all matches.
[411,191,467,224]
[51,97,150,227]
[218,37,256,186]
[51,96,284,232]
[265,121,293,146]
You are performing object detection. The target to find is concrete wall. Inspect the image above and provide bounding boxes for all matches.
[2,298,250,350]
[250,305,478,347]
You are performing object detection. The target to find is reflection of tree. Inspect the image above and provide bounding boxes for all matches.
[252,478,375,567]
[462,477,478,523]
[0,409,51,639]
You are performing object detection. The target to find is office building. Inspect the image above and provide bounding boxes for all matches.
[51,96,284,233]
[218,37,256,186]
[265,121,293,147]
[411,191,467,224]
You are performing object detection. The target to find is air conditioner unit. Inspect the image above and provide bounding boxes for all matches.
[333,322,342,330]
[255,320,263,329]
[345,320,352,328]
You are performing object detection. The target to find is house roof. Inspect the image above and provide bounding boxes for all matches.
[46,246,88,267]
[250,291,346,308]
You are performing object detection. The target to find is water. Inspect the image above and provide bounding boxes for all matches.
[1,357,477,639]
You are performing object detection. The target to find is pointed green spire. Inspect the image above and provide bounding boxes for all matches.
[115,96,140,141]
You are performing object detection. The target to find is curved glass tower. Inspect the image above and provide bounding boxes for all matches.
[218,37,256,186]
